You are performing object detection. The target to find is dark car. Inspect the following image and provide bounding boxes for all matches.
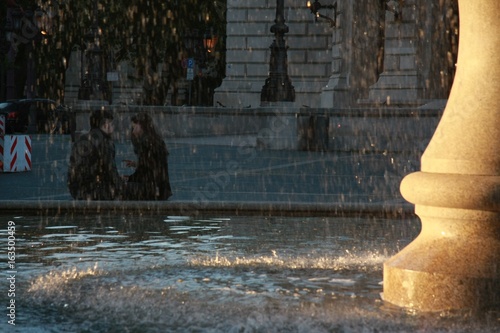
[0,98,73,134]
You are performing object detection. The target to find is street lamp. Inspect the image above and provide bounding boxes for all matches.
[261,0,295,104]
[306,0,340,28]
[203,29,218,55]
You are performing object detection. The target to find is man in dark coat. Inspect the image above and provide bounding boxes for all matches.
[68,109,123,200]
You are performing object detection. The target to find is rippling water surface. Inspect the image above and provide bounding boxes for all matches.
[1,213,499,332]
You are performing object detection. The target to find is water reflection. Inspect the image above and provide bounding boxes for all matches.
[1,214,499,332]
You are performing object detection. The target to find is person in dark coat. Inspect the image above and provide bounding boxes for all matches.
[68,109,124,200]
[123,113,172,200]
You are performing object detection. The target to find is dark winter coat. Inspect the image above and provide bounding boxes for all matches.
[68,128,123,200]
[126,133,172,200]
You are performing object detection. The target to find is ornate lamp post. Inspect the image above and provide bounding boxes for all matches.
[260,0,295,104]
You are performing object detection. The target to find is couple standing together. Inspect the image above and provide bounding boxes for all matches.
[67,109,172,201]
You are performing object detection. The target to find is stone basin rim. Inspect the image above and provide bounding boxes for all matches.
[0,200,414,218]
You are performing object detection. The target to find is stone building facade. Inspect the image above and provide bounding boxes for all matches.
[63,0,458,110]
[214,0,458,108]
[67,0,459,154]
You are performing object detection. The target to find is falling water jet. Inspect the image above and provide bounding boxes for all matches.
[383,0,500,312]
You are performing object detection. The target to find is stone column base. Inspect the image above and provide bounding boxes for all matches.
[384,204,500,311]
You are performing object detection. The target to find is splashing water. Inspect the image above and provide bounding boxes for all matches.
[189,250,387,270]
[2,214,499,332]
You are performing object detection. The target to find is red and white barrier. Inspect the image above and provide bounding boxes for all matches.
[0,114,5,136]
[0,114,33,172]
[0,134,32,172]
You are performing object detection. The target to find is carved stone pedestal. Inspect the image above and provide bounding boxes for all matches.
[383,0,500,311]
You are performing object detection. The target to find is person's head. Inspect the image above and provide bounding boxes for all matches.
[130,113,154,138]
[90,109,114,134]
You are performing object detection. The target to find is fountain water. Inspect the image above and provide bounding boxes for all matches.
[2,213,499,332]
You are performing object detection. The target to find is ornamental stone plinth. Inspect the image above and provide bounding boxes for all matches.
[383,0,500,312]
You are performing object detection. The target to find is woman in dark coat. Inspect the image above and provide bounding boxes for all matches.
[124,113,172,200]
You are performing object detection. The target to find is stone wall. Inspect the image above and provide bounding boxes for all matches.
[215,0,458,109]
[65,1,458,110]
[73,104,443,154]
